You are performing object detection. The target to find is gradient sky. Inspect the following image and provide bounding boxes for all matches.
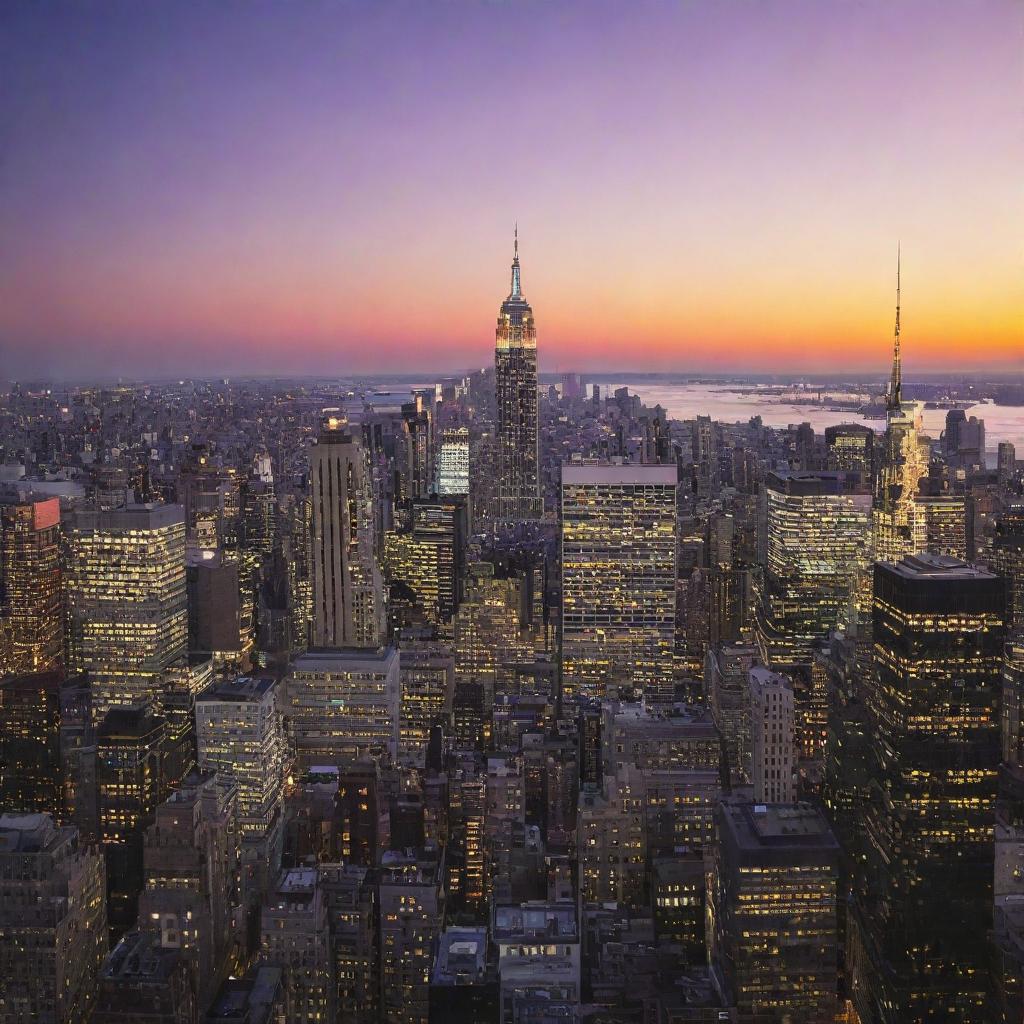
[1,0,1021,379]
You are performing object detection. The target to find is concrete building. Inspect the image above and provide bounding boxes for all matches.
[287,646,400,767]
[0,813,107,1024]
[749,666,796,805]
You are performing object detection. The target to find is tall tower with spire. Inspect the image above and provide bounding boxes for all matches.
[494,227,542,521]
[874,247,928,564]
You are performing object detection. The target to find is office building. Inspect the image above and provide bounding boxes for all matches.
[0,495,62,674]
[436,426,470,498]
[757,471,872,670]
[0,670,65,816]
[430,926,499,1021]
[397,634,454,767]
[850,554,1006,1020]
[195,675,285,838]
[310,414,385,649]
[561,463,678,702]
[825,423,874,482]
[94,930,195,1024]
[287,646,400,767]
[68,503,188,722]
[704,642,758,785]
[318,863,378,1024]
[495,230,542,521]
[709,799,839,1020]
[0,813,108,1024]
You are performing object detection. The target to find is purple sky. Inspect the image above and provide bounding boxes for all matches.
[1,0,1021,379]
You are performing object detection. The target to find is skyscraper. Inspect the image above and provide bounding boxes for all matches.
[0,495,63,674]
[850,553,1007,1020]
[436,426,471,499]
[68,503,188,723]
[560,463,678,702]
[873,251,929,565]
[495,229,541,521]
[749,666,796,805]
[310,414,385,649]
[757,471,872,671]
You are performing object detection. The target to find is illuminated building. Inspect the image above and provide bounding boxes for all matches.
[0,670,65,816]
[206,967,285,1024]
[138,773,239,1016]
[287,646,400,768]
[825,423,875,483]
[495,229,542,521]
[379,847,445,1024]
[0,495,62,674]
[757,471,872,671]
[397,634,454,767]
[383,497,467,628]
[850,554,1007,1021]
[560,463,678,702]
[709,799,839,1020]
[454,562,531,707]
[68,503,188,723]
[0,813,107,1024]
[186,548,251,666]
[601,702,722,775]
[447,751,487,919]
[873,254,929,565]
[578,765,647,911]
[310,414,385,649]
[401,392,434,501]
[318,863,378,1024]
[919,494,968,559]
[259,869,334,1024]
[195,676,284,839]
[96,705,166,929]
[749,666,796,804]
[991,504,1024,633]
[436,426,470,498]
[652,857,706,964]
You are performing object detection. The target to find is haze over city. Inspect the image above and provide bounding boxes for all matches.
[1,0,1022,380]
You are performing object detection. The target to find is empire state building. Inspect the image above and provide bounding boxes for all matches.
[495,229,542,520]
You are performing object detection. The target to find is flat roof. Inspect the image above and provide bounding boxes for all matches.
[881,552,997,581]
[561,463,677,486]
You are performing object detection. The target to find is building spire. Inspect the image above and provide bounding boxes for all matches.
[510,223,521,298]
[887,242,902,412]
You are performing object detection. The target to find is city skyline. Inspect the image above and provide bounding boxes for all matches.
[1,1,1022,380]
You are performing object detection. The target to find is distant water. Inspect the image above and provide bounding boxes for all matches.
[601,382,1024,454]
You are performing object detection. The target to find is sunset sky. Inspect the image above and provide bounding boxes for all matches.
[1,0,1021,379]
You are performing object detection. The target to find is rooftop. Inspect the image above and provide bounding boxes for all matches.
[883,552,997,581]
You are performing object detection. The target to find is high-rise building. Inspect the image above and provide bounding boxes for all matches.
[259,869,333,1024]
[998,441,1017,484]
[0,670,65,816]
[0,495,62,674]
[850,554,1007,1021]
[454,562,531,707]
[561,463,678,702]
[397,634,454,767]
[757,471,872,670]
[749,666,796,804]
[991,504,1024,635]
[709,799,839,1021]
[436,426,471,499]
[0,813,108,1024]
[873,254,929,566]
[495,230,541,521]
[195,676,284,839]
[825,423,875,483]
[704,642,758,786]
[379,847,445,1024]
[310,414,385,649]
[68,503,188,722]
[383,497,467,628]
[287,646,400,768]
[319,862,378,1024]
[138,773,239,1016]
